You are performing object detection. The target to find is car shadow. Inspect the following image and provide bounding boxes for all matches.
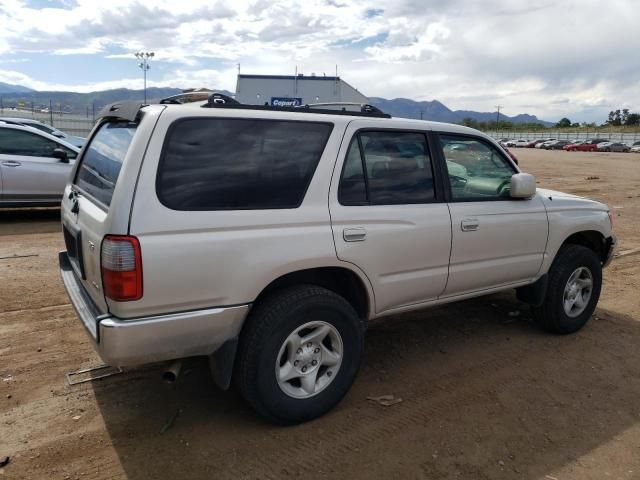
[91,291,640,479]
[0,207,61,235]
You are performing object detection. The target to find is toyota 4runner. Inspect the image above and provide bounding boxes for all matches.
[59,96,616,424]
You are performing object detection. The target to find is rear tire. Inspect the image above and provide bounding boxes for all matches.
[532,245,602,334]
[235,285,364,425]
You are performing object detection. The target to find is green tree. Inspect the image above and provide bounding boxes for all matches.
[460,117,479,129]
[555,117,572,128]
[625,113,640,126]
[622,108,630,124]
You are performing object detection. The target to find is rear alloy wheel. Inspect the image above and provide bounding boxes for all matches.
[235,285,364,424]
[275,321,343,399]
[533,245,602,334]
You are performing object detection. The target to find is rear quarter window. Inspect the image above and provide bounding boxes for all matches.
[156,117,333,210]
[75,121,137,206]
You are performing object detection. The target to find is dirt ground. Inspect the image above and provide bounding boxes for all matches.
[1,149,639,480]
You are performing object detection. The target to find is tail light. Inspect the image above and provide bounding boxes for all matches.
[101,235,143,301]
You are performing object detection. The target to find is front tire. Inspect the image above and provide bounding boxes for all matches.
[533,245,602,334]
[235,285,364,424]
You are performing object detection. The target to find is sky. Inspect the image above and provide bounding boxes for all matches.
[0,0,638,123]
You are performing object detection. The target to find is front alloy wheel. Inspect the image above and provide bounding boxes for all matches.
[532,244,602,334]
[563,267,593,318]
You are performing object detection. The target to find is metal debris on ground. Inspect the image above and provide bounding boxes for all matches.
[0,254,39,260]
[367,394,403,407]
[66,365,123,385]
[160,409,181,434]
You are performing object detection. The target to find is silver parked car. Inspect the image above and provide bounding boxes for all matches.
[0,117,85,148]
[0,121,80,207]
[596,142,630,152]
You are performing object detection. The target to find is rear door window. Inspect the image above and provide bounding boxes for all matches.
[0,127,76,159]
[157,118,333,210]
[338,130,436,205]
[75,121,137,207]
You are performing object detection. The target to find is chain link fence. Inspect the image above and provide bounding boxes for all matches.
[486,129,640,144]
[0,108,96,137]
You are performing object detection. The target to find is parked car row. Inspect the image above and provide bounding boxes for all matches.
[500,137,640,153]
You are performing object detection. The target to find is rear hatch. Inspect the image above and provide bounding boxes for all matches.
[61,119,139,314]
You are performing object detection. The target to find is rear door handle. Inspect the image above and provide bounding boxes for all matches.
[343,227,367,242]
[1,160,21,167]
[461,218,479,232]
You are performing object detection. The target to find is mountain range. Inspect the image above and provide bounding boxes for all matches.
[0,82,552,125]
[369,97,553,126]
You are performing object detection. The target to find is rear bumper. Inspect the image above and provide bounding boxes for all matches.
[59,251,249,367]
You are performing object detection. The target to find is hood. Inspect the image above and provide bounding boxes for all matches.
[536,188,608,212]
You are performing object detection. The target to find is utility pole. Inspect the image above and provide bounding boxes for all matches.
[495,105,503,135]
[420,110,424,120]
[135,51,154,103]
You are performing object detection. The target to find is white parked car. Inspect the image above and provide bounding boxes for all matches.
[59,97,616,424]
[0,116,85,147]
[0,121,80,207]
[535,138,556,148]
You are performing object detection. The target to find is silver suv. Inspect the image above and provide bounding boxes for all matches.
[59,97,616,424]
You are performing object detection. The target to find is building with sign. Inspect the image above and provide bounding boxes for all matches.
[235,74,369,106]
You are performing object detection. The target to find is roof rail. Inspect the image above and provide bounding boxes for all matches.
[201,97,390,118]
[301,102,386,115]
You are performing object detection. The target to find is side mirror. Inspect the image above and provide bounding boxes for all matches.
[510,173,536,198]
[52,148,69,163]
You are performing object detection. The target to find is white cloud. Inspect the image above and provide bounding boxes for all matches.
[0,0,638,121]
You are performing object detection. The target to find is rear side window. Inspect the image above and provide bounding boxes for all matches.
[0,127,76,159]
[75,121,137,206]
[338,131,435,205]
[157,118,333,210]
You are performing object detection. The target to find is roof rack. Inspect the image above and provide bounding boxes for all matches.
[201,94,390,118]
[302,102,387,115]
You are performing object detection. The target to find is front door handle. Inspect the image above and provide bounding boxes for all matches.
[343,227,367,242]
[1,160,21,167]
[461,218,479,232]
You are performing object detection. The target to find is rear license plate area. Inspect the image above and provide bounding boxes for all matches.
[63,224,86,279]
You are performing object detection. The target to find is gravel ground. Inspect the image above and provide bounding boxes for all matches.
[1,148,639,480]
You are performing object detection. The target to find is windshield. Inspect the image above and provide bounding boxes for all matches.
[74,121,137,207]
